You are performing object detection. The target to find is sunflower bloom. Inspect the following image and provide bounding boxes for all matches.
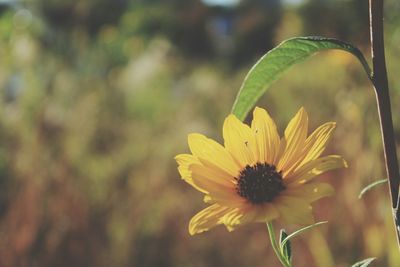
[176,107,347,235]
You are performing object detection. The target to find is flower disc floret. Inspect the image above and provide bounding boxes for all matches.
[236,163,285,204]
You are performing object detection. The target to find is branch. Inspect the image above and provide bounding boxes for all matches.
[369,0,400,245]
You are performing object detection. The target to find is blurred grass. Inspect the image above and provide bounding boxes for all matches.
[0,1,400,267]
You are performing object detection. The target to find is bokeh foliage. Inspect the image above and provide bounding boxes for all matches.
[1,0,400,266]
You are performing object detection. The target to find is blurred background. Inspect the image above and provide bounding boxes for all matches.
[1,0,400,266]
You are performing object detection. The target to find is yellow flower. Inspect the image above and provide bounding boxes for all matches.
[175,107,347,235]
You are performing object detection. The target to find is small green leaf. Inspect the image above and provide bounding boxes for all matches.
[280,221,327,249]
[279,229,292,262]
[358,179,388,199]
[351,257,376,267]
[231,36,371,121]
[279,229,288,246]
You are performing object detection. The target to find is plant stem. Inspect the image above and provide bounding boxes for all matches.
[369,0,400,246]
[267,222,291,267]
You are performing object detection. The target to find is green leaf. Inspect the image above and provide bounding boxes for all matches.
[231,36,371,121]
[279,229,292,263]
[280,221,327,249]
[358,179,388,199]
[351,257,376,267]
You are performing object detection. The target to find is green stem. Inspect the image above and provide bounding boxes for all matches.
[267,222,291,267]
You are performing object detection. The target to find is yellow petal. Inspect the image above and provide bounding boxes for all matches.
[221,207,244,230]
[274,137,287,165]
[275,196,314,225]
[222,203,279,231]
[223,114,258,167]
[203,193,246,206]
[252,203,279,223]
[251,107,280,164]
[188,133,240,177]
[190,164,238,202]
[175,154,207,193]
[277,107,309,172]
[297,122,336,169]
[189,204,229,235]
[236,203,279,224]
[191,162,236,187]
[286,155,347,185]
[284,182,334,203]
[203,195,212,203]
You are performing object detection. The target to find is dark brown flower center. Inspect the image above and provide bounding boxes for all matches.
[235,163,285,204]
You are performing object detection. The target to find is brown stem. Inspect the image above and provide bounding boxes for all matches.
[369,0,400,245]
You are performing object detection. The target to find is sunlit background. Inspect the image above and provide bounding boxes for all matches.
[1,0,400,266]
